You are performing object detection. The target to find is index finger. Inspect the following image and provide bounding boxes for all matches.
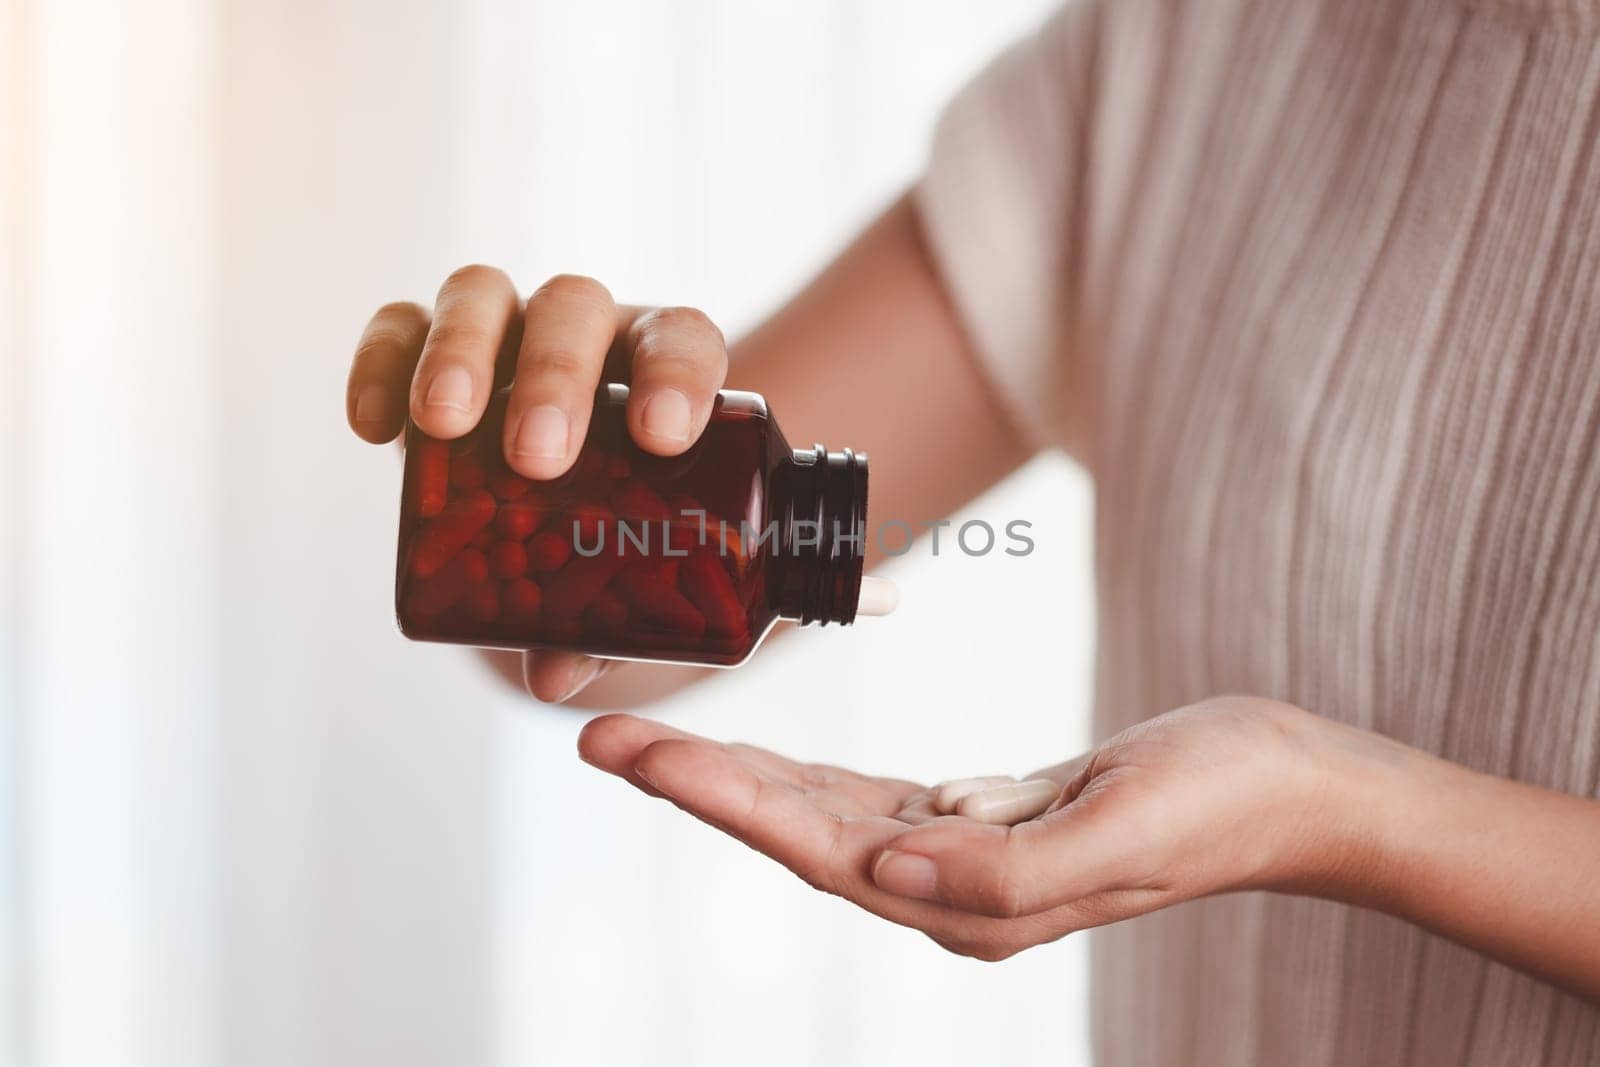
[348,301,431,443]
[633,739,844,878]
[577,714,920,814]
[409,265,521,439]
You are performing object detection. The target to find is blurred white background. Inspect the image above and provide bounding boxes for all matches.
[1,0,1094,1064]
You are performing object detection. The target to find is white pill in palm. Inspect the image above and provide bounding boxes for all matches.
[934,775,1017,815]
[955,779,1060,825]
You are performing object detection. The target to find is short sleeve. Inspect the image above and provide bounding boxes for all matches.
[914,3,1095,451]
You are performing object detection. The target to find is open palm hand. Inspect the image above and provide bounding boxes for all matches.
[578,697,1343,961]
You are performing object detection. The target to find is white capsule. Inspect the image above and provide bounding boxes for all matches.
[934,775,1017,815]
[955,779,1060,825]
[855,576,899,617]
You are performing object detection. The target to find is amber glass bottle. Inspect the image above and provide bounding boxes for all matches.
[394,384,878,666]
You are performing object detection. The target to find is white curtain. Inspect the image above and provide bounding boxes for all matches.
[3,1,1093,1064]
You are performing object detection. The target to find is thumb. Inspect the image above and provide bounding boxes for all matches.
[870,790,1139,918]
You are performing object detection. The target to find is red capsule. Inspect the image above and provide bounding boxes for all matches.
[584,588,629,637]
[450,452,487,490]
[718,520,747,565]
[501,578,542,623]
[495,499,543,541]
[611,480,673,522]
[543,551,629,623]
[525,529,572,572]
[467,528,495,551]
[487,467,530,502]
[412,437,451,518]
[404,550,481,618]
[657,518,698,559]
[615,559,706,639]
[666,492,704,526]
[458,548,490,584]
[466,581,501,622]
[569,506,612,554]
[408,490,497,578]
[668,494,740,559]
[681,548,748,638]
[489,540,527,580]
[666,494,717,556]
[614,556,672,595]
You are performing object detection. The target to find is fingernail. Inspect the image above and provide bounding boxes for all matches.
[873,850,939,901]
[514,404,571,461]
[425,365,474,414]
[354,384,388,424]
[640,388,692,443]
[634,764,670,795]
[555,657,601,703]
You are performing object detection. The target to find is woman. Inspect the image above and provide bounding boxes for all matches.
[345,0,1600,1061]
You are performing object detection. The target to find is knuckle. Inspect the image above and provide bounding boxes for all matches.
[796,815,849,899]
[630,334,696,373]
[355,304,429,364]
[424,322,496,359]
[355,330,406,363]
[801,870,845,899]
[443,263,510,292]
[523,347,592,382]
[796,863,845,900]
[653,305,723,340]
[634,307,725,364]
[966,940,1017,966]
[982,865,1027,920]
[970,940,1021,963]
[930,933,1017,963]
[534,273,613,312]
[375,300,428,325]
[797,858,846,899]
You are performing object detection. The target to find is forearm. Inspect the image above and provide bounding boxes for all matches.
[1313,718,1600,1001]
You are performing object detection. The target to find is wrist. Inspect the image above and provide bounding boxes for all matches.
[1271,708,1437,906]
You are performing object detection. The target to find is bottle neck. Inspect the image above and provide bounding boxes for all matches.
[770,445,869,625]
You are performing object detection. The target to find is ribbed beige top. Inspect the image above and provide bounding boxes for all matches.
[916,0,1600,1062]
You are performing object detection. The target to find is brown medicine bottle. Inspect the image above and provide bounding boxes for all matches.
[394,384,893,666]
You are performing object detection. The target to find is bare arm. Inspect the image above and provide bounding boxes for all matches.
[347,192,1028,705]
[577,695,1600,1001]
[1327,723,1600,1000]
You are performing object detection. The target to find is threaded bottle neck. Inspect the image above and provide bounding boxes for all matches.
[770,445,869,625]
